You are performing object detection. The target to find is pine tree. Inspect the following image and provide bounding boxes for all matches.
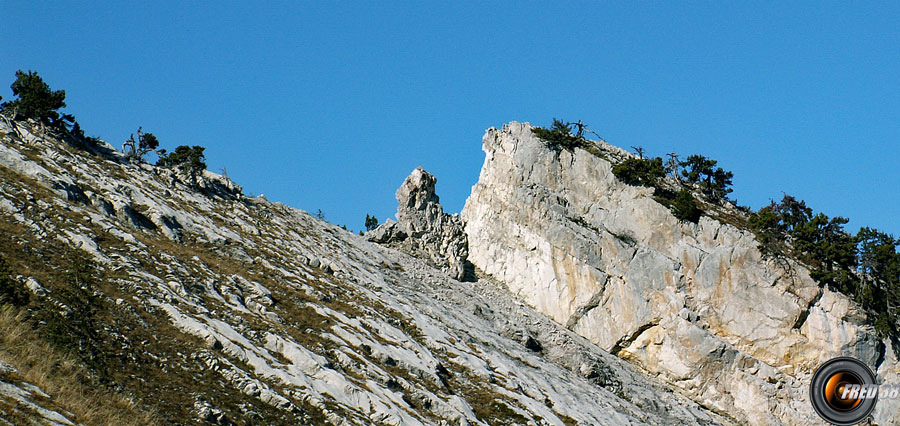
[364,214,379,231]
[856,227,900,332]
[0,70,67,123]
[139,132,159,151]
[680,154,733,200]
[157,145,206,181]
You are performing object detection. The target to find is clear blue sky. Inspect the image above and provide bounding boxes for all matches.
[2,2,898,236]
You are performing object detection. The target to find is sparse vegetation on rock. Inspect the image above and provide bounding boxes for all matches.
[612,157,666,188]
[536,119,739,225]
[3,117,732,425]
[0,255,28,307]
[533,117,899,343]
[749,194,900,337]
[3,81,899,426]
[532,118,588,151]
[671,189,701,223]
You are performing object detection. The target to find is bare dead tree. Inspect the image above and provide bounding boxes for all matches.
[221,166,234,186]
[571,120,586,138]
[0,107,24,141]
[666,152,681,181]
[123,133,137,160]
[583,128,605,142]
[631,146,645,159]
[562,120,606,143]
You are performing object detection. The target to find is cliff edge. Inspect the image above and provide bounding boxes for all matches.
[462,121,899,425]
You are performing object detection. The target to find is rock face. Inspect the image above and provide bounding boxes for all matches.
[1,119,745,425]
[4,115,898,425]
[369,167,470,281]
[462,122,898,425]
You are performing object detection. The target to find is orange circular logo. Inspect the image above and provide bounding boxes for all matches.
[809,357,877,425]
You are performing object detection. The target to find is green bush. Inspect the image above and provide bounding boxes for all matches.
[672,189,701,222]
[157,145,206,175]
[680,154,733,200]
[0,70,67,124]
[612,157,666,187]
[532,119,585,151]
[748,197,900,337]
[0,255,28,307]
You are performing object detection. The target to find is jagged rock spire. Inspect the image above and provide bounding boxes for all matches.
[368,167,470,281]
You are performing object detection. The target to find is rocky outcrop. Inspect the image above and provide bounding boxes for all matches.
[8,114,900,425]
[0,118,735,425]
[369,167,470,281]
[462,122,897,425]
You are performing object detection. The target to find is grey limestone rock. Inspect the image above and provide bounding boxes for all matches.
[366,218,405,243]
[461,121,898,425]
[370,167,469,281]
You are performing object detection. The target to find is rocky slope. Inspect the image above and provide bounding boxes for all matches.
[0,119,747,425]
[0,361,77,426]
[462,122,899,425]
[3,117,898,425]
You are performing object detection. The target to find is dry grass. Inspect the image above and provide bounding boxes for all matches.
[0,306,161,426]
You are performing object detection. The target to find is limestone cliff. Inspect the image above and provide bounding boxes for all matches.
[462,122,898,425]
[4,114,898,425]
[0,119,743,425]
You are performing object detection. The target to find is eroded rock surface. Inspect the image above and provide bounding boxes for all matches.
[0,118,738,425]
[369,167,470,281]
[462,121,897,425]
[5,115,896,425]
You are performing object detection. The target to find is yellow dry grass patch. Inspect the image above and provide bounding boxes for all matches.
[0,306,160,426]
